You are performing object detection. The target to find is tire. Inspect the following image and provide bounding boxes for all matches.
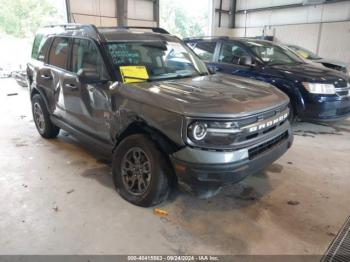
[112,134,171,207]
[288,103,296,124]
[31,94,60,138]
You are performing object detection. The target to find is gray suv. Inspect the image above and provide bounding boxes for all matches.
[27,24,293,207]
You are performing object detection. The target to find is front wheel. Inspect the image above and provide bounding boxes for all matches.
[288,103,296,124]
[112,134,172,207]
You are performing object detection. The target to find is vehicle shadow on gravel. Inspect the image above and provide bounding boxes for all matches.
[167,169,274,210]
[292,118,350,137]
[50,131,115,191]
[157,171,277,254]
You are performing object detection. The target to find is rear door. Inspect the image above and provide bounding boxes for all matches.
[29,34,54,108]
[61,38,111,142]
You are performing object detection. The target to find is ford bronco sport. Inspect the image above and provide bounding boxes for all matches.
[27,24,293,207]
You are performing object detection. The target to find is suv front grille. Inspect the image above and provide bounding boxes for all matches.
[235,103,288,127]
[185,103,289,151]
[248,131,288,160]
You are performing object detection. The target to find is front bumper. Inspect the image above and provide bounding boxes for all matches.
[170,124,293,197]
[300,94,350,122]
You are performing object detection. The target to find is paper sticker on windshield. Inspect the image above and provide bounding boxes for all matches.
[120,66,149,84]
[266,48,274,56]
[297,50,308,59]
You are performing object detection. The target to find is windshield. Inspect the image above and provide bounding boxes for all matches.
[246,41,304,66]
[106,40,208,83]
[288,45,321,60]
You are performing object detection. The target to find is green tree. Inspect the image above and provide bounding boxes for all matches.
[0,0,63,38]
[160,0,208,38]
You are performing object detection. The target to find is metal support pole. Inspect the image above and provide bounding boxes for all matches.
[231,0,236,28]
[65,0,71,23]
[153,0,160,27]
[218,0,223,27]
[244,10,247,37]
[117,0,128,26]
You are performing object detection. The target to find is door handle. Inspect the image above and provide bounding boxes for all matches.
[40,74,52,80]
[208,66,221,74]
[65,83,78,90]
[87,86,95,92]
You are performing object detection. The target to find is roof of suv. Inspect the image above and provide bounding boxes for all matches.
[38,24,176,43]
[184,36,272,45]
[99,28,176,42]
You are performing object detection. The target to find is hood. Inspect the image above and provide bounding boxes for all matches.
[269,62,350,87]
[314,58,348,69]
[117,74,289,118]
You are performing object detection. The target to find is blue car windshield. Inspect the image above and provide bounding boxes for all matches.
[246,41,304,66]
[106,40,209,82]
[288,45,321,60]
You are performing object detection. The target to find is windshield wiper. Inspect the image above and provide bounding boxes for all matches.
[267,61,303,66]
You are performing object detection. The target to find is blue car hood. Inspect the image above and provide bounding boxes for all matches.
[268,63,350,86]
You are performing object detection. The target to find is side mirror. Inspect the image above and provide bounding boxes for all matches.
[207,66,218,74]
[77,68,100,84]
[238,56,253,66]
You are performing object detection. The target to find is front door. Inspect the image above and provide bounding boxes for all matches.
[61,38,112,142]
[210,41,256,79]
[44,37,70,120]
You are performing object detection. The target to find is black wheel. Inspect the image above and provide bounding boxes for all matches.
[31,94,60,138]
[112,134,171,207]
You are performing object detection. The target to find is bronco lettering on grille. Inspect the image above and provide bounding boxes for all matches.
[247,112,289,133]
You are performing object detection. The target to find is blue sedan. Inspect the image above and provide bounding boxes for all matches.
[185,37,350,122]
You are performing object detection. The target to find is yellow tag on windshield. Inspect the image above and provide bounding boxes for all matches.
[296,50,308,59]
[119,66,149,84]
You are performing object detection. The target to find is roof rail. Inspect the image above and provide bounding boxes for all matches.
[183,36,230,41]
[99,26,170,34]
[42,23,105,42]
[123,26,170,34]
[44,23,88,29]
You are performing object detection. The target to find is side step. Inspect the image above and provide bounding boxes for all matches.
[321,216,350,262]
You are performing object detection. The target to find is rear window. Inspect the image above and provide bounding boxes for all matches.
[31,34,50,61]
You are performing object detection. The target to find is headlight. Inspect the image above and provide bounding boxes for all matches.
[302,82,336,95]
[190,122,207,141]
[187,121,241,146]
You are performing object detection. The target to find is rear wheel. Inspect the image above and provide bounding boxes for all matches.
[112,134,171,207]
[32,94,60,138]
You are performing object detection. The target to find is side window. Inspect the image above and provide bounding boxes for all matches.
[192,41,216,61]
[32,34,50,61]
[48,37,69,69]
[32,34,43,59]
[219,42,251,65]
[71,38,108,80]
